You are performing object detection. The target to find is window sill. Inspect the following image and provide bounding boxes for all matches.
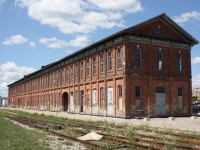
[135,99,141,100]
[117,68,122,71]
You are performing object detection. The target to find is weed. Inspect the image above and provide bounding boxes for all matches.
[124,126,137,142]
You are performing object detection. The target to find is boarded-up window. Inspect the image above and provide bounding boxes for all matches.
[178,88,184,110]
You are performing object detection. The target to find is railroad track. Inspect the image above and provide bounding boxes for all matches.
[5,114,200,150]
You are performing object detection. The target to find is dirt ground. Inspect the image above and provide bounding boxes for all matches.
[2,107,200,133]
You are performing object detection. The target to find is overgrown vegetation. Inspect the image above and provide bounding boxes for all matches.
[0,112,48,150]
[0,108,200,150]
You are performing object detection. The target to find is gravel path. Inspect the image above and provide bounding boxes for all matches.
[2,107,200,133]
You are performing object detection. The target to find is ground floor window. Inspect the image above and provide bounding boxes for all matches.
[75,90,79,107]
[135,86,141,99]
[178,88,184,110]
[86,89,90,108]
[118,85,122,110]
[100,87,104,109]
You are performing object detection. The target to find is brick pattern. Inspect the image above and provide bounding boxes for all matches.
[8,19,194,118]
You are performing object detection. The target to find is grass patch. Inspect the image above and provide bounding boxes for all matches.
[0,113,48,150]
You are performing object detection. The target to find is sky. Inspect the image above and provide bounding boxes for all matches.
[0,0,200,97]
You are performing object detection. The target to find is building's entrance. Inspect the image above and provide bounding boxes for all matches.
[156,87,166,116]
[62,92,68,111]
[70,92,74,113]
[107,87,114,116]
[92,89,98,115]
[80,91,84,112]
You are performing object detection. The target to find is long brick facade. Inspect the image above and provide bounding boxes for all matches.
[8,13,198,118]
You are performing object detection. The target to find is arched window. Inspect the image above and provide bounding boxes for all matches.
[93,57,96,75]
[117,48,122,69]
[135,48,141,69]
[177,51,182,72]
[157,49,163,71]
[100,55,104,73]
[108,51,112,71]
[66,67,68,83]
[86,59,90,77]
[80,62,84,78]
[70,65,73,80]
[86,89,90,108]
[75,90,78,107]
[76,64,78,80]
[100,88,104,109]
[118,85,122,110]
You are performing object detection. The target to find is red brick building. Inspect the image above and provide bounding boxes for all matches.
[8,13,198,118]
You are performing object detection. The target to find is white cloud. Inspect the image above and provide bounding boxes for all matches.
[39,37,67,48]
[192,57,200,64]
[69,35,89,47]
[173,11,200,24]
[0,62,35,97]
[29,41,35,47]
[39,35,89,48]
[2,34,28,45]
[88,0,143,13]
[15,0,142,34]
[192,75,200,88]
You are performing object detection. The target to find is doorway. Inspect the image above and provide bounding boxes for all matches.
[156,87,166,116]
[62,92,68,111]
[80,91,84,112]
[92,89,98,115]
[107,87,114,116]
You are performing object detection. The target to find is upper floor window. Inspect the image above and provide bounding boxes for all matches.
[177,51,183,72]
[135,86,141,99]
[81,62,84,78]
[62,69,65,85]
[76,64,78,80]
[117,48,122,69]
[66,67,69,82]
[135,47,141,69]
[70,65,73,80]
[100,55,104,73]
[157,48,163,71]
[108,51,112,71]
[87,59,90,76]
[93,57,96,75]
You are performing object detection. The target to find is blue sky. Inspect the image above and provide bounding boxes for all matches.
[0,0,200,97]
